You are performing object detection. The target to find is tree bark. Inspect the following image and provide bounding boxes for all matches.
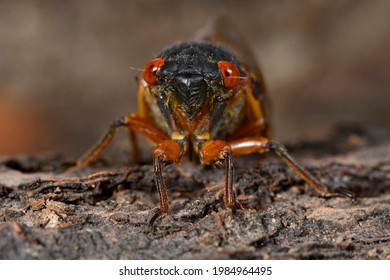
[0,124,389,259]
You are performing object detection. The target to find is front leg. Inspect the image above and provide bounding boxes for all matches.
[148,140,183,229]
[199,140,236,209]
[153,140,183,214]
[228,137,356,200]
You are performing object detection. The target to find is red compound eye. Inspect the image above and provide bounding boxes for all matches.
[217,61,240,89]
[143,58,165,85]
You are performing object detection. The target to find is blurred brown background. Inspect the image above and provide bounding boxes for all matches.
[0,0,389,157]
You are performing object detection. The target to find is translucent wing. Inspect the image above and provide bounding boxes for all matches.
[196,17,272,137]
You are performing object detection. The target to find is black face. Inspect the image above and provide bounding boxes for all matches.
[154,41,242,122]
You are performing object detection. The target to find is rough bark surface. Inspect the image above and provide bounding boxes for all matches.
[0,124,389,259]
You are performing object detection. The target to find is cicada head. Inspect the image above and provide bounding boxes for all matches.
[141,41,245,126]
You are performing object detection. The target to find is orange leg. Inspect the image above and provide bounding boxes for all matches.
[148,140,184,229]
[129,130,139,163]
[75,114,169,167]
[74,114,184,228]
[228,137,355,200]
[199,140,236,209]
[153,140,183,211]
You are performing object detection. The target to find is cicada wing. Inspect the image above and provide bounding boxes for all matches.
[196,17,272,138]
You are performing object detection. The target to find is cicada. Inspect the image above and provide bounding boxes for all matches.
[74,18,354,225]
